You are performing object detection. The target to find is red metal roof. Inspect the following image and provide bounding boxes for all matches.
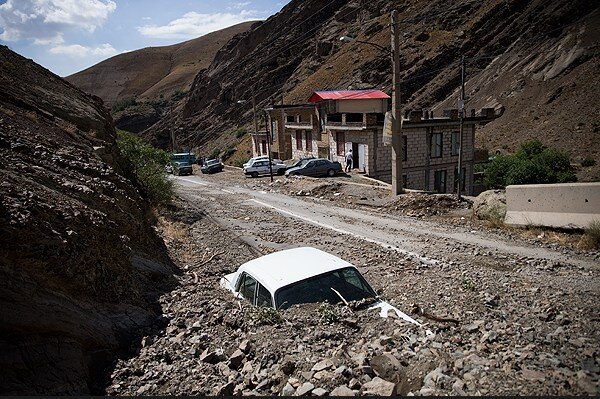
[308,89,390,103]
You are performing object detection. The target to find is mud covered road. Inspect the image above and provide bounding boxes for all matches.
[106,170,599,396]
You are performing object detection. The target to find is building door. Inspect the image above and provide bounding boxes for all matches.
[434,170,447,193]
[351,142,358,168]
[358,144,366,172]
[261,140,267,155]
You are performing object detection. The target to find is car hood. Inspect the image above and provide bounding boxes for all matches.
[285,166,303,174]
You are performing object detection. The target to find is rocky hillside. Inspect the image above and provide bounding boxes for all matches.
[139,0,598,179]
[0,46,174,394]
[66,21,257,107]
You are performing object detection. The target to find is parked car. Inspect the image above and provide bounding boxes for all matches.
[220,247,420,325]
[171,152,196,165]
[244,159,286,177]
[287,156,315,169]
[172,161,193,176]
[285,158,342,177]
[201,158,224,174]
[243,156,283,168]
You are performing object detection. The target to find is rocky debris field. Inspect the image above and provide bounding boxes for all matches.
[105,179,599,396]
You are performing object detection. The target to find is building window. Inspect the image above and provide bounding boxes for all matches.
[306,131,313,152]
[451,132,460,155]
[434,170,447,193]
[272,120,278,135]
[261,140,267,155]
[328,113,343,123]
[402,135,407,161]
[336,132,345,156]
[402,174,407,188]
[376,113,385,124]
[346,113,363,123]
[430,133,443,158]
[299,114,310,123]
[296,131,303,150]
[454,167,466,191]
[286,115,295,123]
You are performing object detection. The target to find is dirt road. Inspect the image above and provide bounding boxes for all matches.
[106,170,599,396]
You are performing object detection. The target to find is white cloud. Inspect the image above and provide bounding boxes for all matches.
[0,0,116,43]
[137,10,259,40]
[49,43,117,58]
[230,2,251,9]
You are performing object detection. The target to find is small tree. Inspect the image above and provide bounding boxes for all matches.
[484,140,576,189]
[116,130,173,205]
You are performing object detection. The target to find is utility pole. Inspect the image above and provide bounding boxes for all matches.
[264,110,274,182]
[252,95,259,141]
[170,102,176,152]
[390,10,403,195]
[457,55,466,200]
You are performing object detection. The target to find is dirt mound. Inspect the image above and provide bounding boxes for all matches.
[0,46,174,394]
[386,193,470,217]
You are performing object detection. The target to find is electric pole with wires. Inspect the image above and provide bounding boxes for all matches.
[457,55,466,200]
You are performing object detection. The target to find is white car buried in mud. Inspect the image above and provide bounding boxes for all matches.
[220,247,420,325]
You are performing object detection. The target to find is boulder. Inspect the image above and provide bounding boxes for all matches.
[473,190,507,222]
[361,377,396,396]
[330,385,357,396]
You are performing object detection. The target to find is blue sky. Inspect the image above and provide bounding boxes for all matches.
[0,0,287,77]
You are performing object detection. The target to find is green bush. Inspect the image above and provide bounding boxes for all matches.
[484,140,576,189]
[222,146,236,160]
[233,157,250,168]
[171,90,187,101]
[111,97,138,113]
[209,148,221,160]
[234,128,247,139]
[116,130,173,205]
[582,157,596,167]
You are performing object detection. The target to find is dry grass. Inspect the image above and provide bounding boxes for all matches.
[578,220,600,250]
[157,217,189,242]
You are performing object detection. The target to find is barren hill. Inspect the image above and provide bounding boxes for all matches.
[140,0,598,180]
[0,46,174,394]
[66,21,257,106]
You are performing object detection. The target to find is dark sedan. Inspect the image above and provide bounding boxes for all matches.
[201,159,224,174]
[285,158,342,177]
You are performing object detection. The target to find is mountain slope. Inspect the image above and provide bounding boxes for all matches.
[66,21,257,106]
[0,46,174,394]
[141,0,598,179]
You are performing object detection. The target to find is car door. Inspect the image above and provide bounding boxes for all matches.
[237,272,257,302]
[254,161,268,175]
[315,160,329,176]
[304,160,318,176]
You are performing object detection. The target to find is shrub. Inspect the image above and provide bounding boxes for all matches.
[484,140,577,189]
[247,306,282,326]
[209,148,221,160]
[234,128,247,139]
[585,220,600,247]
[171,90,187,101]
[222,147,236,160]
[111,97,138,113]
[116,130,173,206]
[318,302,340,323]
[581,157,596,167]
[233,157,250,168]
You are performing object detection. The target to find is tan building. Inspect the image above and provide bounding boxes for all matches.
[261,89,502,195]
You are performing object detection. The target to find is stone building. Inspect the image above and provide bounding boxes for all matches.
[261,89,502,195]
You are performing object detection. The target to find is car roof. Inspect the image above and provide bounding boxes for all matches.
[237,247,354,294]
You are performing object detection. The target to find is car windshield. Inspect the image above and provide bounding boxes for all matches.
[178,162,190,166]
[275,267,376,309]
[207,160,218,166]
[297,159,311,168]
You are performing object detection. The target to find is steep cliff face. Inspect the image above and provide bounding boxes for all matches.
[0,46,174,394]
[144,0,598,177]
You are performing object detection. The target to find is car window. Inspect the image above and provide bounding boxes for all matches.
[306,161,315,168]
[238,273,257,302]
[256,283,273,307]
[275,267,376,309]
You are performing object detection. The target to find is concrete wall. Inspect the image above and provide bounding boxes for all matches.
[505,182,600,229]
[337,99,388,114]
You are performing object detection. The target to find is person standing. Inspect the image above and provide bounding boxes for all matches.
[345,149,353,172]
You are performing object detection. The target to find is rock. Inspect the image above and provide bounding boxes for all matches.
[312,358,334,371]
[281,358,296,375]
[361,377,396,396]
[370,353,403,383]
[348,378,361,389]
[281,383,295,396]
[200,348,218,364]
[295,382,315,396]
[215,381,235,396]
[464,323,479,333]
[472,190,506,222]
[312,387,328,396]
[330,385,357,396]
[239,339,251,353]
[228,349,245,369]
[521,368,545,381]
